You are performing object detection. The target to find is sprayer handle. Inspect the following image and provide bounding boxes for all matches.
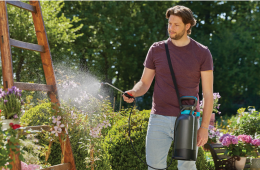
[124,92,134,99]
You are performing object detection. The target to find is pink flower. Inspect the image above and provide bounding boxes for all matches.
[27,164,40,170]
[21,162,28,169]
[251,139,260,146]
[238,135,252,143]
[231,136,239,145]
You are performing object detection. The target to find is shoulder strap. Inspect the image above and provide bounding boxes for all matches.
[164,40,182,109]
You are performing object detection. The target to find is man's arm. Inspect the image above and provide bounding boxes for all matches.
[197,70,213,147]
[123,67,155,103]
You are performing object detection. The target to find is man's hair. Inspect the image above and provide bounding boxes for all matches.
[166,5,196,35]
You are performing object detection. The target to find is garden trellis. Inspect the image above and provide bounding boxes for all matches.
[0,1,76,170]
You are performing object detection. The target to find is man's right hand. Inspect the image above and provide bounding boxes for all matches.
[123,90,135,103]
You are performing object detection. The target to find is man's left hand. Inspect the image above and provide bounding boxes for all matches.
[197,127,208,147]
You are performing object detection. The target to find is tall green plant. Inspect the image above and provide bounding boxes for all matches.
[0,86,23,119]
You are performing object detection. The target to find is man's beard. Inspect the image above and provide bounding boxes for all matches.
[169,28,186,40]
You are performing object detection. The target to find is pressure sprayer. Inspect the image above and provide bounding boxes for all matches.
[101,82,200,169]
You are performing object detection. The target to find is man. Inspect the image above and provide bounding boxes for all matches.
[123,5,213,170]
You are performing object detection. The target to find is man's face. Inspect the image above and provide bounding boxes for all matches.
[168,15,188,40]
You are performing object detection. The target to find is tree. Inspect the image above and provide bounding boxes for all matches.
[0,1,82,84]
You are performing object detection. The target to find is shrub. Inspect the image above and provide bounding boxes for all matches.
[20,98,120,170]
[233,112,260,138]
[20,101,90,169]
[20,102,52,126]
[102,109,209,170]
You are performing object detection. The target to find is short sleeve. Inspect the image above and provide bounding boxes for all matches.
[143,44,155,69]
[201,47,214,71]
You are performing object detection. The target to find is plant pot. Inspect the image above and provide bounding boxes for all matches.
[235,157,247,170]
[251,158,260,170]
[1,119,20,131]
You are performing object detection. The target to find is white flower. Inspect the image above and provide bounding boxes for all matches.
[51,126,61,136]
[56,121,65,129]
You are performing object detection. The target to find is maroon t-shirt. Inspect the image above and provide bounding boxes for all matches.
[144,37,213,117]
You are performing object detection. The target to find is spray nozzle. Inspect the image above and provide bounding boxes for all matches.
[123,92,134,99]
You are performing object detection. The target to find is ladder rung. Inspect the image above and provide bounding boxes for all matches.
[6,1,36,13]
[10,38,45,52]
[19,125,51,135]
[14,82,52,92]
[40,163,71,170]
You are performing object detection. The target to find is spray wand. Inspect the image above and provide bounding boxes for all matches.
[101,82,134,99]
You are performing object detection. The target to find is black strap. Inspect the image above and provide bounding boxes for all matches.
[164,40,182,109]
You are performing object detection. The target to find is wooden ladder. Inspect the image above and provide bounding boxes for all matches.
[0,1,76,170]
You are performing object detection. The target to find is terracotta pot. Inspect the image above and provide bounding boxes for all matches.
[235,157,246,170]
[1,119,20,131]
[251,158,260,170]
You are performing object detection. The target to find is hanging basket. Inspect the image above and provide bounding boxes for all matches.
[1,119,20,131]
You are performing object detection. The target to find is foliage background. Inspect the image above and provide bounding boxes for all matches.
[1,1,260,117]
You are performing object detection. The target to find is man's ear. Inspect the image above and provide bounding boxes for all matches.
[185,23,191,31]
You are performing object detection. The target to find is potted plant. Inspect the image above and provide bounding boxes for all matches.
[208,125,220,143]
[200,92,221,125]
[0,86,23,131]
[220,134,253,170]
[250,138,260,169]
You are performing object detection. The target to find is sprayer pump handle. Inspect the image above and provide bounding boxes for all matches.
[124,92,134,99]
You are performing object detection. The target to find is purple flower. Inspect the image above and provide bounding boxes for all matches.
[218,112,221,115]
[209,130,215,137]
[209,134,214,139]
[219,133,231,142]
[213,92,221,99]
[199,100,203,107]
[4,100,8,104]
[13,114,18,119]
[222,136,232,147]
[208,125,214,130]
[215,131,220,137]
